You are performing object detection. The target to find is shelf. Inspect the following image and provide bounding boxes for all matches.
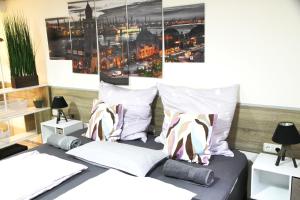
[252,186,289,200]
[253,153,300,178]
[0,107,50,122]
[0,130,37,149]
[0,84,48,95]
[251,153,299,200]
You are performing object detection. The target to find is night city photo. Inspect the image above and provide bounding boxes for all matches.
[96,0,162,84]
[95,0,129,84]
[45,0,205,82]
[164,1,205,63]
[68,0,98,74]
[45,17,71,60]
[126,0,163,78]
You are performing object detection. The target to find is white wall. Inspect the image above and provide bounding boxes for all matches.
[2,0,300,109]
[0,0,69,84]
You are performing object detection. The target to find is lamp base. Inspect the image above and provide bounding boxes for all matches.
[56,109,68,124]
[275,144,297,168]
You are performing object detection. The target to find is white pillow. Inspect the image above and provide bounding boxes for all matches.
[157,83,239,157]
[99,82,157,142]
[67,141,166,177]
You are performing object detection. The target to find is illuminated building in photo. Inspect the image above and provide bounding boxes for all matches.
[83,2,97,69]
[135,27,160,60]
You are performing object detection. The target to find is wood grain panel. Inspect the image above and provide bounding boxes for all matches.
[34,110,52,133]
[228,105,300,158]
[50,87,300,158]
[23,111,52,134]
[6,86,50,107]
[292,177,300,200]
[152,96,164,134]
[50,87,98,123]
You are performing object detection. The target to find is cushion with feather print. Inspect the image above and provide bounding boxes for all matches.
[84,100,124,142]
[163,110,217,165]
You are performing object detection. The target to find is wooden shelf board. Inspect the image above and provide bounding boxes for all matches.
[0,130,37,149]
[0,107,50,122]
[0,84,48,95]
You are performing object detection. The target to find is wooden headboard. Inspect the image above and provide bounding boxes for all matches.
[50,86,300,158]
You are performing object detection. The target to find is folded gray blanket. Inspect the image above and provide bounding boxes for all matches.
[163,159,215,186]
[47,134,81,151]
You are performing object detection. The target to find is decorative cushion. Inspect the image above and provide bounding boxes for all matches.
[99,82,157,142]
[163,110,217,165]
[84,100,124,142]
[157,83,239,157]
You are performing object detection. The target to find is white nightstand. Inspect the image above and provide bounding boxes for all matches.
[251,153,300,200]
[41,119,83,143]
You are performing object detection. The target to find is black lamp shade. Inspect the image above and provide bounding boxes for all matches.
[51,96,68,109]
[272,122,300,145]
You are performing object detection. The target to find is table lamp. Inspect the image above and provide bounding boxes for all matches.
[272,122,300,168]
[51,96,68,124]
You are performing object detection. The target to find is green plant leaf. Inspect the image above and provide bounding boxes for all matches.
[3,14,37,77]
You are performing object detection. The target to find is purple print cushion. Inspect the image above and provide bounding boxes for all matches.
[99,82,157,142]
[158,83,239,157]
[163,110,217,165]
[84,100,124,142]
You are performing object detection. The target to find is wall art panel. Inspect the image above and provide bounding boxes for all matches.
[95,0,129,85]
[45,17,71,60]
[68,0,98,74]
[163,1,205,63]
[126,0,163,78]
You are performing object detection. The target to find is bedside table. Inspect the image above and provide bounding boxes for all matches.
[251,153,300,200]
[41,119,83,143]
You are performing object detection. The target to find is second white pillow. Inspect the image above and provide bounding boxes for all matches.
[99,82,157,142]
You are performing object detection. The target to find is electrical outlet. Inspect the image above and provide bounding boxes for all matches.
[52,109,58,116]
[263,143,281,154]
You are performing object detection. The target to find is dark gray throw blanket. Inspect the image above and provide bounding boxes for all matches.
[163,159,215,186]
[47,134,81,151]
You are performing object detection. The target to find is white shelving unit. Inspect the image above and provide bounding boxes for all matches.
[0,106,50,122]
[0,44,50,149]
[251,153,300,200]
[0,63,50,148]
[0,84,48,95]
[0,130,37,149]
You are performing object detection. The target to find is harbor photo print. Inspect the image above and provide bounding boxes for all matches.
[45,17,71,60]
[68,0,98,74]
[95,0,129,85]
[163,0,205,63]
[126,0,163,78]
